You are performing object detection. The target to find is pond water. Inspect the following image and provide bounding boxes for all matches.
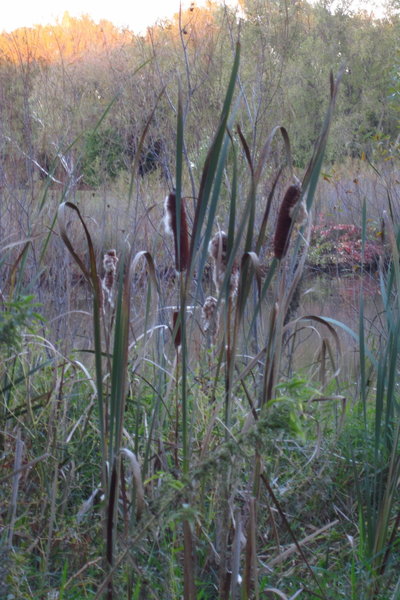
[288,272,384,384]
[46,269,385,393]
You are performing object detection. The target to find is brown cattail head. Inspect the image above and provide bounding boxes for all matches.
[164,192,190,272]
[273,183,301,260]
[172,309,182,349]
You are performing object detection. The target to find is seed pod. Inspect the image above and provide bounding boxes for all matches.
[273,184,301,260]
[164,192,190,272]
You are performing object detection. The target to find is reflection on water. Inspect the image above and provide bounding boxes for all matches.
[287,273,383,382]
[46,269,385,388]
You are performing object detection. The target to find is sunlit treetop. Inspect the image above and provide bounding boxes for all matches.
[0,12,133,64]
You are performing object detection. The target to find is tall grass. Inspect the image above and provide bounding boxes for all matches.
[355,210,400,598]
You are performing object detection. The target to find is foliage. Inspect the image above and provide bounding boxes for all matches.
[308,224,383,270]
[0,295,43,348]
[82,128,127,186]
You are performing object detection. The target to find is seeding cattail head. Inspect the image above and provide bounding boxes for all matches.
[172,309,182,349]
[208,231,228,265]
[163,192,190,272]
[208,231,239,298]
[273,183,302,260]
[102,249,118,292]
[202,296,219,340]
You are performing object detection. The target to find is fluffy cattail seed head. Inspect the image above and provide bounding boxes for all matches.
[208,231,228,265]
[102,249,118,291]
[273,183,301,260]
[163,192,190,272]
[202,296,219,341]
[208,231,239,298]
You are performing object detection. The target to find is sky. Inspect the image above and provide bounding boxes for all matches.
[1,0,217,34]
[1,0,389,34]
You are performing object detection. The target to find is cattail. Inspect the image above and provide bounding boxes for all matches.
[273,182,302,260]
[101,249,118,305]
[172,309,182,349]
[202,296,219,341]
[208,231,228,264]
[208,231,239,297]
[163,192,190,272]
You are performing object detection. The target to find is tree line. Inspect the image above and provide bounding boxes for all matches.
[0,0,398,188]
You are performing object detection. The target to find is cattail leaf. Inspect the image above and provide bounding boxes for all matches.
[189,41,240,266]
[57,201,105,474]
[255,167,283,254]
[57,202,95,284]
[237,124,254,176]
[120,448,145,522]
[254,125,292,187]
[235,251,262,326]
[109,247,132,460]
[227,132,238,246]
[195,132,234,303]
[131,250,159,295]
[302,66,345,209]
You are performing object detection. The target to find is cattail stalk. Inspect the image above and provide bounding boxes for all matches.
[164,192,190,272]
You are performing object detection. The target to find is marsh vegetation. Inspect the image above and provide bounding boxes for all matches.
[1,2,400,598]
